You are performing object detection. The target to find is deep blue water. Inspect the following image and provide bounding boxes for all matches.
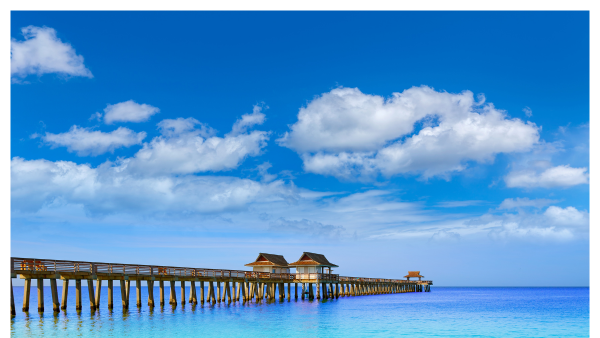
[11,286,589,337]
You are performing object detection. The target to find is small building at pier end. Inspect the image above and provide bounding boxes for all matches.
[288,252,339,275]
[244,253,290,273]
[405,271,424,281]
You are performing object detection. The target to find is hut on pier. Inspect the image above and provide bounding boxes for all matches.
[404,271,424,281]
[244,253,290,273]
[288,252,338,275]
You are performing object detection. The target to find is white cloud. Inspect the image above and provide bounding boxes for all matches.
[11,26,92,80]
[471,205,589,241]
[430,230,461,242]
[544,206,588,227]
[278,86,539,181]
[505,165,589,188]
[498,197,559,210]
[103,100,160,124]
[11,157,295,215]
[41,126,146,156]
[269,218,345,238]
[523,106,533,117]
[230,105,266,136]
[121,117,269,176]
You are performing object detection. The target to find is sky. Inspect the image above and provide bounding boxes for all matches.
[10,11,589,286]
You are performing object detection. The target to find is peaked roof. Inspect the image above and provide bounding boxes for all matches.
[288,252,339,267]
[404,271,424,278]
[244,253,289,267]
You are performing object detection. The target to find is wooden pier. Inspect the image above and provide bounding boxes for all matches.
[10,257,433,315]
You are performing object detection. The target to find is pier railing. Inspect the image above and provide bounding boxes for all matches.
[12,257,428,284]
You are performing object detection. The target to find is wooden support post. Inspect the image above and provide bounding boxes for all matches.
[169,281,177,306]
[36,278,44,312]
[180,281,186,306]
[210,282,216,304]
[87,279,96,310]
[190,281,197,304]
[136,280,142,308]
[159,281,165,306]
[11,279,16,316]
[200,281,205,303]
[216,282,221,303]
[295,283,298,299]
[95,279,102,310]
[120,280,127,309]
[107,280,113,309]
[22,279,31,312]
[50,279,60,312]
[241,281,246,301]
[61,280,69,310]
[125,280,131,307]
[287,283,291,300]
[75,280,82,311]
[226,282,232,302]
[236,282,241,301]
[148,280,155,307]
[316,282,321,300]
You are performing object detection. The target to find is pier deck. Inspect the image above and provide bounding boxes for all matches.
[10,257,433,315]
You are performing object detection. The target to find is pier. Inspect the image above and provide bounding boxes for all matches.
[10,256,433,315]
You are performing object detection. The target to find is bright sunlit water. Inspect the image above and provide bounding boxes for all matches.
[11,287,589,337]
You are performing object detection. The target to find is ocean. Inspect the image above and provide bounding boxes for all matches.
[10,286,589,337]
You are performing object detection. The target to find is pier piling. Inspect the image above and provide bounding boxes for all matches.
[37,278,44,312]
[87,279,96,310]
[61,280,69,311]
[95,279,102,310]
[108,280,113,309]
[75,280,82,311]
[159,281,165,306]
[148,280,155,307]
[50,278,59,312]
[22,278,31,312]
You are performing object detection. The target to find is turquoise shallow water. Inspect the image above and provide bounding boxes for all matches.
[11,286,588,337]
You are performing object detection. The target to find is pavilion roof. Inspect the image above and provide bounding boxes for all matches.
[288,252,339,267]
[244,253,289,267]
[404,271,424,278]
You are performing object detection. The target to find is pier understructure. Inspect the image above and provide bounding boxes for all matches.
[10,257,433,315]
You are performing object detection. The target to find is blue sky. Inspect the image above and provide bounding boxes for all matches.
[10,11,589,286]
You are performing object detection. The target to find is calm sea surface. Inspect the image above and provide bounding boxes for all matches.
[11,286,588,337]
